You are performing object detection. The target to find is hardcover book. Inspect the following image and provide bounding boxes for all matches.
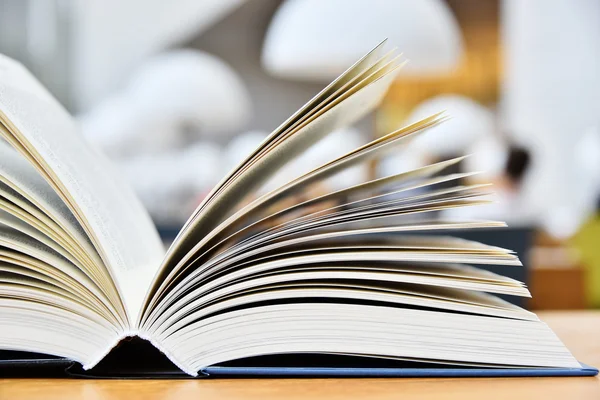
[0,41,595,378]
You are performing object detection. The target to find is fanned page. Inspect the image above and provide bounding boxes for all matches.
[143,40,398,313]
[135,44,579,376]
[0,55,164,324]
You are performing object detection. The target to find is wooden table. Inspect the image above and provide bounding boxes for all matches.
[1,311,598,400]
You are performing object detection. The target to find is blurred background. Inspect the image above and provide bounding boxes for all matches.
[1,0,599,311]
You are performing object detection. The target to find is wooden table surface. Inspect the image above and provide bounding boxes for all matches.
[1,311,598,400]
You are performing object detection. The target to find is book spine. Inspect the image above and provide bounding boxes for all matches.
[136,331,198,377]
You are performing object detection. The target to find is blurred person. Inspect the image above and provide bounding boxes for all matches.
[442,141,533,224]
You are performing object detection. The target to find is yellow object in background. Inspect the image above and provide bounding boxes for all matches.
[570,214,600,308]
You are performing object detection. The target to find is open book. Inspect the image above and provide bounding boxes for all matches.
[0,41,588,378]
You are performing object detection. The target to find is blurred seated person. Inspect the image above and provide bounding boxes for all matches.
[378,96,535,224]
[442,142,534,224]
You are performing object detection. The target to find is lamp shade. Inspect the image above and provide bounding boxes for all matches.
[81,50,251,157]
[262,0,463,82]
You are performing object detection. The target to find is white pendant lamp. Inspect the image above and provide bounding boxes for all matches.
[262,0,463,82]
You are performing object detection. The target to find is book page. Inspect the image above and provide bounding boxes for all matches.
[143,49,403,319]
[0,141,95,249]
[0,143,104,267]
[183,40,390,231]
[0,296,122,369]
[0,225,106,302]
[149,255,528,330]
[150,264,530,337]
[0,55,163,324]
[157,283,537,340]
[192,123,452,264]
[164,304,579,374]
[0,264,110,321]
